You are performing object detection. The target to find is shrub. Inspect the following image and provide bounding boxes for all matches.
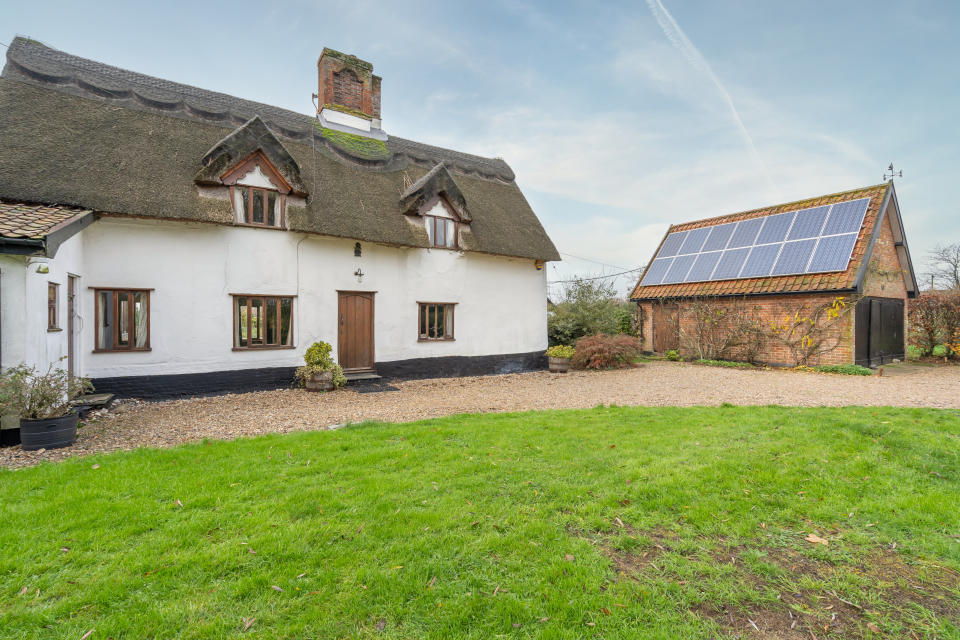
[295,341,346,389]
[548,279,631,346]
[809,364,874,376]
[571,334,642,370]
[545,345,575,359]
[0,363,93,419]
[932,344,949,358]
[906,344,923,360]
[694,359,754,369]
[665,349,680,361]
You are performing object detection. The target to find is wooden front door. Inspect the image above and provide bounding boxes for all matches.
[337,291,375,372]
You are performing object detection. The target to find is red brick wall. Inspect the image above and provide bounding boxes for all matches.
[641,293,857,365]
[857,210,910,356]
[332,69,363,111]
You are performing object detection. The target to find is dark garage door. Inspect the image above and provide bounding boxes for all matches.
[855,297,905,367]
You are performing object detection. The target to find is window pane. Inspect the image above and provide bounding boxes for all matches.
[445,305,454,338]
[117,292,130,346]
[250,298,263,344]
[434,218,445,247]
[234,187,248,222]
[435,304,445,337]
[425,216,434,245]
[280,298,292,345]
[266,298,278,345]
[428,305,436,338]
[98,291,114,349]
[445,220,456,248]
[252,190,264,224]
[236,297,247,346]
[267,192,277,226]
[134,292,148,348]
[419,304,427,338]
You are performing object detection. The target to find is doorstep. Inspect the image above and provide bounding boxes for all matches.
[344,372,382,383]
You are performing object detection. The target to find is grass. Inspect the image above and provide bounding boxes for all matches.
[2,406,959,639]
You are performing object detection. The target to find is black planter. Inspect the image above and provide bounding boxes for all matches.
[19,413,78,451]
[0,428,20,447]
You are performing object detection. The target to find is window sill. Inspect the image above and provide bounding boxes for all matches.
[232,345,296,351]
[47,327,62,333]
[418,338,456,342]
[92,348,152,353]
[234,222,287,231]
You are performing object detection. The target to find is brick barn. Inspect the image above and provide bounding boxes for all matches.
[630,182,918,367]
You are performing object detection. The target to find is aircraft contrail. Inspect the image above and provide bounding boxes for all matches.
[646,0,781,198]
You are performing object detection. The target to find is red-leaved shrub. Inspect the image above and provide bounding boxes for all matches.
[571,334,642,370]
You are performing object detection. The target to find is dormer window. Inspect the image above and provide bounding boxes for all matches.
[233,185,282,227]
[422,197,459,249]
[221,151,292,229]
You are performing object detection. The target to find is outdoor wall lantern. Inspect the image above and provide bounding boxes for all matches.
[354,242,362,257]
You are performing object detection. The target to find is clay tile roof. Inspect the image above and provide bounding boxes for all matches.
[0,201,91,239]
[631,183,891,300]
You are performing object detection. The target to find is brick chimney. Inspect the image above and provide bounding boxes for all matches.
[317,48,384,138]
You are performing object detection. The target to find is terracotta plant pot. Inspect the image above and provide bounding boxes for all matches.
[548,357,571,373]
[305,369,335,392]
[19,413,79,451]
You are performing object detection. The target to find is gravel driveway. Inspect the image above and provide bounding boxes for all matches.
[3,361,958,469]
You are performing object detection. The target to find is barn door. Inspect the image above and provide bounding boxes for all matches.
[855,297,905,367]
[337,291,375,372]
[652,302,679,353]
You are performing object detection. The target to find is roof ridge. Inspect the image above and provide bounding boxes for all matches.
[2,37,515,182]
[672,182,890,230]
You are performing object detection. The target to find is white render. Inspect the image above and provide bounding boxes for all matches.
[1,217,549,379]
[319,107,371,132]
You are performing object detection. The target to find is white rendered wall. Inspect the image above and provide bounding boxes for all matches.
[74,217,548,378]
[1,233,85,373]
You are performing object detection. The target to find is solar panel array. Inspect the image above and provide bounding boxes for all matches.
[639,198,870,287]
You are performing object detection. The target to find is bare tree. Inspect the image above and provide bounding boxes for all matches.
[926,243,960,291]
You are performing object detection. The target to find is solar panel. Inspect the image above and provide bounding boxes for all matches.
[679,227,711,255]
[702,222,737,252]
[658,231,687,258]
[808,233,858,273]
[727,217,763,248]
[756,212,795,244]
[640,197,870,287]
[711,247,750,280]
[740,244,781,278]
[684,251,722,282]
[787,206,829,240]
[771,239,817,276]
[639,257,674,286]
[662,254,697,284]
[822,198,869,235]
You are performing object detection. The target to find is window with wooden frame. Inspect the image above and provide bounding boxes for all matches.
[418,302,455,341]
[47,283,60,331]
[221,151,291,229]
[94,289,150,351]
[425,215,458,249]
[233,295,294,349]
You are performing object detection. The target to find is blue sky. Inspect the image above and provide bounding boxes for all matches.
[3,0,958,296]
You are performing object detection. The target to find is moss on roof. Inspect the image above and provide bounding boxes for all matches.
[316,125,391,162]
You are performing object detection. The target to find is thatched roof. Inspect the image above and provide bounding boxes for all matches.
[0,38,559,262]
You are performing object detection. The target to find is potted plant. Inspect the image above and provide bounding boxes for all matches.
[295,341,347,392]
[0,364,93,451]
[545,344,575,373]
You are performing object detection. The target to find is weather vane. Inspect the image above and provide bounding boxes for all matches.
[883,163,903,181]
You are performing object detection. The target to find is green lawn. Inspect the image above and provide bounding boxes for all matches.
[2,406,959,639]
